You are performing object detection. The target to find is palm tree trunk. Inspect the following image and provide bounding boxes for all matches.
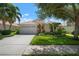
[71,4,79,40]
[49,24,53,32]
[9,23,12,30]
[37,24,41,33]
[73,16,79,40]
[2,20,6,30]
[52,25,55,32]
[42,24,45,32]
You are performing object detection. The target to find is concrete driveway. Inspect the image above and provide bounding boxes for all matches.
[0,35,35,56]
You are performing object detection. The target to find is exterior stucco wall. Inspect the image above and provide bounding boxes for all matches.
[0,25,19,30]
[44,24,50,32]
[64,26,75,33]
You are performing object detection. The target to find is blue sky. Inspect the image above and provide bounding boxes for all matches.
[14,3,65,25]
[14,3,38,23]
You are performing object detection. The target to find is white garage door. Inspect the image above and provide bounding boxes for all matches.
[20,25,37,34]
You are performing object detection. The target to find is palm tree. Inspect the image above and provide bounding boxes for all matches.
[0,3,21,30]
[7,4,22,30]
[36,3,79,40]
[0,3,9,30]
[48,23,54,32]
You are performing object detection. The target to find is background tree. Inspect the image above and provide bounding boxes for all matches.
[36,3,79,40]
[48,23,54,32]
[48,23,61,32]
[0,3,9,30]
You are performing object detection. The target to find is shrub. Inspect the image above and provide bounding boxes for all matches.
[56,28,66,35]
[38,33,45,36]
[44,32,53,35]
[0,30,2,35]
[16,29,20,34]
[38,32,54,36]
[0,35,4,40]
[1,30,12,35]
[10,31,16,36]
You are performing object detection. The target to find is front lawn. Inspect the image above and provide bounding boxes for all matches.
[31,34,79,45]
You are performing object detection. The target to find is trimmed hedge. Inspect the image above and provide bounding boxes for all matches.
[0,30,17,36]
[1,30,12,35]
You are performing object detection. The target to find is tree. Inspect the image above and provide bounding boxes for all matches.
[48,23,54,32]
[0,3,21,30]
[36,3,79,40]
[0,3,9,30]
[48,23,61,32]
[7,4,22,30]
[37,23,45,33]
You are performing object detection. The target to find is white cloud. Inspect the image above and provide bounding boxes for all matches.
[44,18,64,25]
[16,17,34,24]
[22,13,29,17]
[20,18,34,23]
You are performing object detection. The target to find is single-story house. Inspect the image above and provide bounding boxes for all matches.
[20,19,76,34]
[20,20,50,34]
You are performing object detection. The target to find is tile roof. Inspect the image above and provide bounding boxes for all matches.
[0,21,18,26]
[20,19,44,25]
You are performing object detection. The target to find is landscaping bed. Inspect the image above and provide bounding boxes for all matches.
[0,35,4,40]
[22,45,79,56]
[31,33,79,45]
[0,30,19,40]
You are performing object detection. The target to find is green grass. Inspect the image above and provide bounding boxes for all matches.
[31,34,79,45]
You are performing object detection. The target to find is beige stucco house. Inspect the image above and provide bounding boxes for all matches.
[20,20,50,34]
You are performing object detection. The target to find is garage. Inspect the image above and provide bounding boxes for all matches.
[20,21,37,34]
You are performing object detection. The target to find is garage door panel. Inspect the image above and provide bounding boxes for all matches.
[20,25,37,34]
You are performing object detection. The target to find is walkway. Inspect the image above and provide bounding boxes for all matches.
[23,45,79,56]
[0,35,35,56]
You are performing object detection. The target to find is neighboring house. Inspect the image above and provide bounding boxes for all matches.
[0,21,19,30]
